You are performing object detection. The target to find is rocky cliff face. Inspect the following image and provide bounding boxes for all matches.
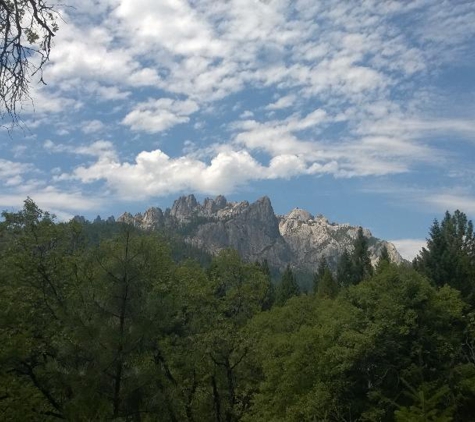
[117,194,404,271]
[278,208,402,270]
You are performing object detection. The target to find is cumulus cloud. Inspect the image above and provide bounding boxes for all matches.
[69,144,266,199]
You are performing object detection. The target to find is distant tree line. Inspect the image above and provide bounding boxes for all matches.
[1,199,475,421]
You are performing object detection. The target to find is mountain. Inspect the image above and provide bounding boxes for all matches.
[117,194,404,272]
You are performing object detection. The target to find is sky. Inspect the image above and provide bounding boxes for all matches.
[1,0,475,260]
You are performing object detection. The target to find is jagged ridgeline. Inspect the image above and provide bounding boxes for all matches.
[115,194,404,274]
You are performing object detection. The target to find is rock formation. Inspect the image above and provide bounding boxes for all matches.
[116,194,404,272]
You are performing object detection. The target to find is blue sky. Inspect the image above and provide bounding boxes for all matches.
[1,0,475,260]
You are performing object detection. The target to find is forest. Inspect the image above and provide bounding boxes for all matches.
[1,199,475,421]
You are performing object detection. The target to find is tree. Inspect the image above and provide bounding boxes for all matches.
[275,265,300,306]
[376,244,391,273]
[336,249,353,287]
[0,200,183,420]
[0,0,58,126]
[313,257,328,293]
[414,210,475,301]
[255,259,275,310]
[316,268,339,299]
[203,249,273,422]
[245,264,467,422]
[351,227,373,284]
[394,381,453,422]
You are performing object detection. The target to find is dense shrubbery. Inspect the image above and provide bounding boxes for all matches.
[1,200,475,421]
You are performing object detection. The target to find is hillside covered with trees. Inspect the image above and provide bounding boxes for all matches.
[1,200,475,421]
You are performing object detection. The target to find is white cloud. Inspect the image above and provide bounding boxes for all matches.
[0,187,104,216]
[48,19,153,86]
[114,0,226,58]
[84,82,132,101]
[425,194,475,215]
[81,120,106,134]
[3,0,474,228]
[22,86,81,116]
[0,159,33,181]
[240,110,254,119]
[69,144,267,199]
[391,239,426,261]
[266,94,296,110]
[122,98,199,133]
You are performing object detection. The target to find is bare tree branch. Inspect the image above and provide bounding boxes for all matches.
[0,0,58,127]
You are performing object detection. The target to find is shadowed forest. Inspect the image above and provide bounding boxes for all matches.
[1,199,475,421]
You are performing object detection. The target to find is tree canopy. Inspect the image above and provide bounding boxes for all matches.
[2,201,475,421]
[414,210,475,301]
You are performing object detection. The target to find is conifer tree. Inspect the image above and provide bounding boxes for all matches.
[337,249,353,287]
[275,264,300,306]
[255,259,275,310]
[414,210,475,300]
[316,268,339,299]
[376,245,391,273]
[351,227,373,284]
[313,257,329,293]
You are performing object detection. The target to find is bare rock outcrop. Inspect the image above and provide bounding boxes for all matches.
[116,195,404,272]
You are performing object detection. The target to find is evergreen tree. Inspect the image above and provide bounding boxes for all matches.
[376,245,391,273]
[414,210,475,300]
[316,268,339,299]
[351,227,373,284]
[337,249,353,287]
[275,265,300,306]
[258,259,275,310]
[313,257,329,293]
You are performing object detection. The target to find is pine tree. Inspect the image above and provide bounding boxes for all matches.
[257,259,275,310]
[351,227,373,284]
[316,268,339,299]
[337,249,353,287]
[275,265,300,306]
[313,257,329,293]
[376,245,391,273]
[414,210,475,300]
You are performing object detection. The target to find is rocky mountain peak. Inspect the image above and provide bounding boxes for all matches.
[117,211,136,225]
[245,196,273,219]
[117,194,404,272]
[170,194,199,222]
[203,195,228,215]
[142,207,164,230]
[287,208,313,222]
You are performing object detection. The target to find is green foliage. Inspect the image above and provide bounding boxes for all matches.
[336,248,353,287]
[2,201,475,421]
[414,210,475,301]
[352,226,374,284]
[275,265,300,306]
[313,257,329,293]
[394,380,453,422]
[376,244,391,273]
[336,228,373,287]
[244,264,466,421]
[316,268,339,299]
